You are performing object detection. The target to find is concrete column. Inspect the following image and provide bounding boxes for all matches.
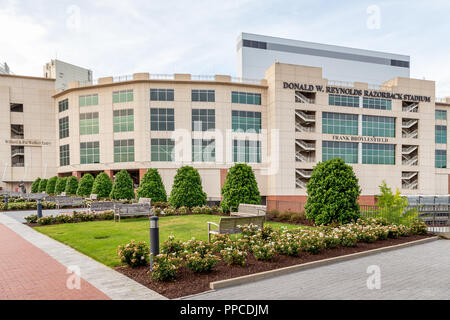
[139,168,148,183]
[104,170,114,181]
[72,171,82,179]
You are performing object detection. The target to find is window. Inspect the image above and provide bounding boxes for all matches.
[151,139,175,162]
[11,124,24,139]
[231,91,261,105]
[242,39,267,49]
[150,108,174,131]
[113,109,134,132]
[436,150,447,168]
[80,112,99,135]
[363,97,392,110]
[192,109,215,131]
[329,95,359,108]
[11,146,24,167]
[322,112,358,135]
[192,139,215,162]
[60,144,70,166]
[362,143,395,165]
[80,141,100,164]
[10,103,23,112]
[114,139,135,162]
[362,115,395,137]
[436,110,447,120]
[79,94,98,107]
[150,88,174,101]
[232,110,261,133]
[322,141,358,163]
[436,125,447,144]
[59,116,69,139]
[233,140,261,163]
[58,99,69,112]
[113,90,133,103]
[192,90,215,102]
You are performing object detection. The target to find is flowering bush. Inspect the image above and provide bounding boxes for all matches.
[117,240,149,267]
[161,236,185,256]
[37,216,54,225]
[163,207,177,216]
[238,223,260,238]
[151,253,183,281]
[211,234,233,252]
[55,214,73,224]
[24,214,38,224]
[185,252,219,273]
[298,231,324,254]
[410,220,428,235]
[177,206,189,215]
[220,247,247,266]
[184,238,213,256]
[259,225,275,241]
[252,242,276,261]
[334,227,358,247]
[274,231,302,256]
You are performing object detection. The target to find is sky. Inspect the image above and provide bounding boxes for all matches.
[1,0,450,97]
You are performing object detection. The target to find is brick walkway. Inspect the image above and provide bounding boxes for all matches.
[0,223,109,300]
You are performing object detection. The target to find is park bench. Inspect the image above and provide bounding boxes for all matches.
[138,197,151,205]
[55,196,85,209]
[114,203,153,222]
[207,215,265,242]
[230,203,267,217]
[87,194,98,201]
[88,201,120,213]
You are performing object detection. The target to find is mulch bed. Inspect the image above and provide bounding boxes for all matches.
[115,234,432,299]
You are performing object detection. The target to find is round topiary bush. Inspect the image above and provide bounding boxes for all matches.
[110,170,135,200]
[55,177,67,194]
[91,172,113,198]
[38,179,48,193]
[136,169,167,202]
[76,173,94,197]
[65,176,79,195]
[169,166,206,208]
[220,163,261,213]
[45,176,58,195]
[31,178,41,193]
[305,158,361,225]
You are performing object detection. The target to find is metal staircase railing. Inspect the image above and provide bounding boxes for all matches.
[402,103,419,113]
[295,92,314,104]
[295,140,316,151]
[295,110,315,122]
[402,119,418,129]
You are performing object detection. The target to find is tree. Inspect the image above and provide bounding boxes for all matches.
[136,169,167,202]
[55,177,68,194]
[221,163,261,213]
[169,166,206,208]
[305,158,361,225]
[65,176,79,195]
[110,170,135,200]
[38,179,48,193]
[76,173,94,197]
[45,176,58,194]
[91,172,113,198]
[31,178,41,193]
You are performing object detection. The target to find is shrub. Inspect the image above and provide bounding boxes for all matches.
[24,215,38,223]
[238,223,260,238]
[45,176,58,194]
[76,173,95,197]
[55,214,73,224]
[43,201,56,209]
[220,163,261,213]
[117,240,149,267]
[161,236,185,256]
[110,170,135,200]
[185,252,219,273]
[153,201,169,209]
[220,247,247,266]
[163,207,176,216]
[38,179,48,193]
[305,158,361,225]
[211,234,233,252]
[298,231,325,254]
[55,177,67,194]
[277,211,293,222]
[91,172,113,198]
[191,206,203,215]
[98,210,114,220]
[31,178,41,193]
[266,209,279,220]
[72,211,95,222]
[177,206,189,215]
[65,176,79,195]
[37,216,54,225]
[252,243,276,261]
[410,220,428,235]
[151,254,183,282]
[136,169,167,202]
[289,212,305,224]
[169,166,206,208]
[335,227,358,247]
[184,239,213,256]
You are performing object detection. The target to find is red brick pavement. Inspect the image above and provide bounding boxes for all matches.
[0,223,110,300]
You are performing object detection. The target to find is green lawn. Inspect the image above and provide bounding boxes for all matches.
[35,215,306,267]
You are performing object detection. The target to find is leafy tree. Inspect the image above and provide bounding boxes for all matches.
[169,166,206,208]
[91,172,113,198]
[38,179,48,193]
[55,177,68,194]
[45,176,58,194]
[65,176,79,195]
[31,178,41,193]
[76,173,94,197]
[110,170,135,200]
[305,158,361,225]
[220,163,261,213]
[136,169,167,202]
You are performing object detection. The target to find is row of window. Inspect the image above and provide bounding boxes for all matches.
[328,95,391,110]
[322,141,395,165]
[59,139,261,165]
[322,112,395,137]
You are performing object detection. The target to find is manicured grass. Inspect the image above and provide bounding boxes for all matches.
[34,215,308,267]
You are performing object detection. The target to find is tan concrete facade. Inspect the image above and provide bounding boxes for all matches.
[1,63,449,201]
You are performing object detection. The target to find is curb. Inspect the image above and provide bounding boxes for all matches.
[210,236,439,290]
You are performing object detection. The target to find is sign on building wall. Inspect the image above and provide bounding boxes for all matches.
[4,139,51,146]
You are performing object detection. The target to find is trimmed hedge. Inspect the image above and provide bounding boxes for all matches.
[38,179,48,193]
[65,176,79,195]
[55,177,67,194]
[136,169,167,202]
[31,178,41,193]
[169,166,207,208]
[45,176,58,195]
[76,174,94,197]
[91,172,113,198]
[110,170,135,200]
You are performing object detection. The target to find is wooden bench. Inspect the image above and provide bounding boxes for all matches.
[114,203,152,222]
[88,201,120,213]
[87,194,98,201]
[230,203,267,217]
[55,196,85,209]
[207,216,265,242]
[138,197,151,205]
